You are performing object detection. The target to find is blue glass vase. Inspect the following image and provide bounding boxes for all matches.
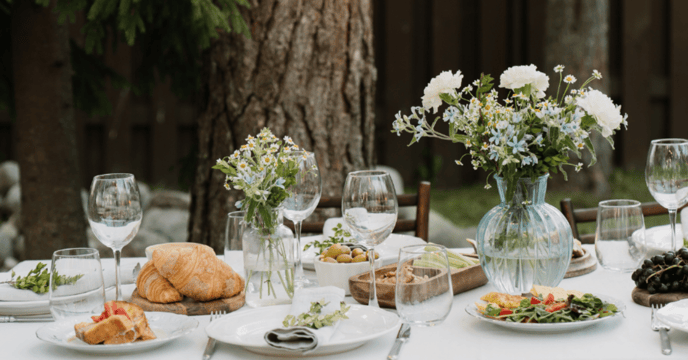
[476,174,573,295]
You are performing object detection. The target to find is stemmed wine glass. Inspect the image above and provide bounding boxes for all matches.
[87,173,142,301]
[646,139,688,252]
[342,170,398,308]
[282,151,322,288]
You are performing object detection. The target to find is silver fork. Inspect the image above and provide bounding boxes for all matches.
[203,311,226,360]
[651,303,672,355]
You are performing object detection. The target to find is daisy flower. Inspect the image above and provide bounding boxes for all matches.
[554,65,564,73]
[564,75,576,84]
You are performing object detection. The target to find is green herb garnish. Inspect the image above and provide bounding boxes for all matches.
[282,299,351,329]
[1,262,83,294]
[303,224,354,254]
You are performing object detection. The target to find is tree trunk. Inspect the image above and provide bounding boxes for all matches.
[11,0,87,259]
[544,0,612,198]
[189,0,376,252]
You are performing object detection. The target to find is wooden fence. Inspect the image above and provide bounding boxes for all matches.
[0,0,685,189]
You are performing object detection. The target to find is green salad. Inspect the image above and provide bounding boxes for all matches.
[484,293,619,323]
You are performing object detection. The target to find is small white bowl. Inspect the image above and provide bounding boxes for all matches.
[313,257,381,295]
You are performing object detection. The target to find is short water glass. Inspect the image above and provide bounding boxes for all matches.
[395,244,453,326]
[595,200,647,272]
[225,211,245,260]
[49,248,106,320]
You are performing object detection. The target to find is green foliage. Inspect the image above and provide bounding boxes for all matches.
[1,0,251,117]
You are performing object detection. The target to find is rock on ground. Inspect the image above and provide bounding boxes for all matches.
[4,184,19,214]
[140,208,190,243]
[0,222,18,267]
[138,182,152,210]
[0,161,19,197]
[427,210,474,249]
[148,190,191,210]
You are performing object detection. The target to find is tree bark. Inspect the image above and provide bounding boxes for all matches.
[544,0,612,198]
[11,0,87,259]
[189,0,376,252]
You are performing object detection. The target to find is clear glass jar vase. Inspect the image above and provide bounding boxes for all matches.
[476,174,573,295]
[242,207,295,307]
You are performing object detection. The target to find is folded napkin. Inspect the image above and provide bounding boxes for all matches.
[264,286,346,354]
[0,262,139,302]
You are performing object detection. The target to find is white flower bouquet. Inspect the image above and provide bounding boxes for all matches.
[392,64,628,200]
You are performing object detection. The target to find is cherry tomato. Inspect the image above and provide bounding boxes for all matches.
[499,308,513,316]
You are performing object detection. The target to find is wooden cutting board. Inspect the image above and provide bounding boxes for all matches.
[130,288,245,315]
[565,249,597,278]
[632,287,688,307]
[348,258,488,309]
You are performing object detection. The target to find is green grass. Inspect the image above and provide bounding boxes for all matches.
[429,169,672,236]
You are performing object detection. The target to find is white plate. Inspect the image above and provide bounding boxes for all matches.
[465,294,625,333]
[302,234,427,270]
[642,225,684,257]
[206,304,400,357]
[35,312,198,354]
[656,299,688,332]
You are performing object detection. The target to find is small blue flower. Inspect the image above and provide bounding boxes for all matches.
[488,149,499,161]
[534,133,544,147]
[235,200,243,209]
[274,177,286,189]
[507,136,527,154]
[414,123,425,141]
[522,156,533,166]
[512,112,523,123]
[530,155,538,164]
[489,129,501,145]
[443,106,459,122]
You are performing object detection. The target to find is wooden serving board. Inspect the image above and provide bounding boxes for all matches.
[565,249,597,278]
[130,288,245,315]
[348,259,488,309]
[632,287,688,307]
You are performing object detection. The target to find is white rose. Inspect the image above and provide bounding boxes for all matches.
[422,70,464,113]
[575,89,623,137]
[499,64,549,98]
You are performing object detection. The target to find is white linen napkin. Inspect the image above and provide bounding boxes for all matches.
[264,286,346,353]
[0,262,139,302]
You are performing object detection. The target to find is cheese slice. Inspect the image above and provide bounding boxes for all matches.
[480,292,525,309]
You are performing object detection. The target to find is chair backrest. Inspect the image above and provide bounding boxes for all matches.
[560,198,687,244]
[287,181,431,241]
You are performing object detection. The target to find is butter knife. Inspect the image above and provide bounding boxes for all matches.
[0,314,54,323]
[387,323,411,360]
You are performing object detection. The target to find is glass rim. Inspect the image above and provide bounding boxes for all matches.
[347,170,390,178]
[93,173,135,181]
[227,211,245,218]
[52,248,100,258]
[650,138,688,145]
[598,199,641,208]
[399,243,447,254]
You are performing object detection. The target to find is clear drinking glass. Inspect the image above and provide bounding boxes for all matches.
[342,170,398,308]
[282,151,322,288]
[49,248,106,320]
[595,200,647,272]
[226,211,245,252]
[87,173,142,301]
[395,244,453,326]
[646,139,688,252]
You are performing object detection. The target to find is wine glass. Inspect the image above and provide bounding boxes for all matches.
[395,244,453,326]
[87,173,142,301]
[645,139,688,252]
[282,151,322,288]
[342,170,398,307]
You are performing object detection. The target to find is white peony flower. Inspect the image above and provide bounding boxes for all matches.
[499,64,549,98]
[422,70,464,113]
[576,89,624,137]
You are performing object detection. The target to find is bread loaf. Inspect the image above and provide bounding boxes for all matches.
[152,243,244,302]
[137,261,183,303]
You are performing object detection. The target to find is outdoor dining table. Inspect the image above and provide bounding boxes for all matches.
[1,245,686,359]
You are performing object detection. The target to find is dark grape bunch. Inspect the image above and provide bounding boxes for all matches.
[632,248,688,294]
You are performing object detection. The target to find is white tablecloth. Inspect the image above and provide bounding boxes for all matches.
[1,246,685,359]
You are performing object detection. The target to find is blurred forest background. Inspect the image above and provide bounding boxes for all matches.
[0,0,686,262]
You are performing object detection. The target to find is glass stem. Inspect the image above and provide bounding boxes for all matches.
[368,247,379,308]
[294,220,305,280]
[113,248,122,301]
[669,209,678,252]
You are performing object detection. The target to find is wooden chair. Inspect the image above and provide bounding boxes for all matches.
[286,181,431,241]
[560,198,688,244]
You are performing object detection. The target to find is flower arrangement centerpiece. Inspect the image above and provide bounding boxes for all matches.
[213,128,305,306]
[392,64,628,294]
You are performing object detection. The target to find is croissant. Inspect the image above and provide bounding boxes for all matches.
[152,243,244,302]
[136,261,183,303]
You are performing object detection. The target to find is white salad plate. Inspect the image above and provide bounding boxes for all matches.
[656,299,688,332]
[301,234,427,270]
[206,304,400,357]
[642,225,684,257]
[465,294,625,333]
[35,312,199,354]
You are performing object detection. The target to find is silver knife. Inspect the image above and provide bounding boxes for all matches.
[0,314,54,323]
[387,323,411,360]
